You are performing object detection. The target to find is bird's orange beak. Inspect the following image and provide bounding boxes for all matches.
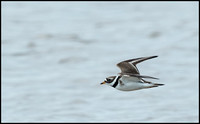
[100,81,106,85]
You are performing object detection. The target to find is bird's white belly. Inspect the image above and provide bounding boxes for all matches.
[115,76,142,91]
[116,82,144,91]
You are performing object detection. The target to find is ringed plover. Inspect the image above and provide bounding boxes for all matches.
[101,56,164,91]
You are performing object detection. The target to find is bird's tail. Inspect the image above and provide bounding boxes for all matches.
[153,83,164,86]
[142,79,164,88]
[147,83,164,88]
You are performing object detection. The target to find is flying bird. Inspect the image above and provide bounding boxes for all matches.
[101,56,164,91]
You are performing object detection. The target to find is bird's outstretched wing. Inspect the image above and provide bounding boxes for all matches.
[116,55,158,75]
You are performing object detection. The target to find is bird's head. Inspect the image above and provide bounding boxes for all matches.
[100,76,116,86]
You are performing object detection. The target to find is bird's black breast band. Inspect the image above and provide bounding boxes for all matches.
[112,76,121,88]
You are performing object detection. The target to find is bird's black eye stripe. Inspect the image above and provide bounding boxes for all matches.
[105,78,112,83]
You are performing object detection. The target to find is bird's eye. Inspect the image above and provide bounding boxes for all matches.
[106,78,111,83]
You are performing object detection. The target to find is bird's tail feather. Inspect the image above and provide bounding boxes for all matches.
[144,83,164,89]
[153,83,164,86]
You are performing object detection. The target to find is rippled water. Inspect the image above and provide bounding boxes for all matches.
[2,2,199,122]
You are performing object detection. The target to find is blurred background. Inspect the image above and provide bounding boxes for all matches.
[1,1,199,122]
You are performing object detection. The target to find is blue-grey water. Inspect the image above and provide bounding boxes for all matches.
[2,2,199,122]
